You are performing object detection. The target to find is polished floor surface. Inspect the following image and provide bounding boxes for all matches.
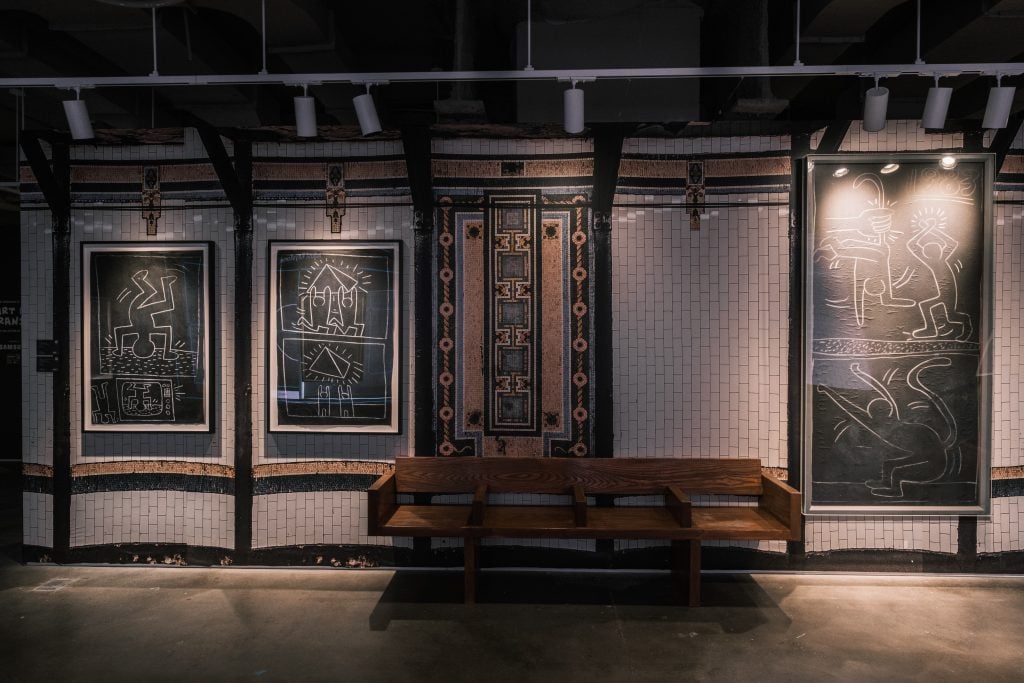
[1,556,1022,682]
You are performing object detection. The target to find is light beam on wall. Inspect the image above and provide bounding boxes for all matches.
[294,84,317,137]
[353,84,382,136]
[862,76,889,132]
[62,87,94,140]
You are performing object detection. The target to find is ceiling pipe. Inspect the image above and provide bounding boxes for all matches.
[1,64,1021,90]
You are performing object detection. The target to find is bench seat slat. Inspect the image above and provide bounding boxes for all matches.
[692,507,792,541]
[381,505,471,537]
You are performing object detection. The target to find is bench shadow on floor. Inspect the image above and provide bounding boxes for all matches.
[369,570,788,632]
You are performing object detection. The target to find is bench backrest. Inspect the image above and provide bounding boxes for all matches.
[393,457,763,496]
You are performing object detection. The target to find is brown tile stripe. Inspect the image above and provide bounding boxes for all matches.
[764,466,788,481]
[523,160,593,177]
[254,162,326,181]
[619,159,687,178]
[158,164,220,183]
[705,156,790,178]
[71,166,143,182]
[994,466,1024,480]
[433,160,502,178]
[344,160,408,180]
[1001,154,1024,174]
[23,463,53,477]
[252,461,395,478]
[71,461,234,478]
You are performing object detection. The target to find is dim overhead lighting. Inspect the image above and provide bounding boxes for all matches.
[940,155,957,170]
[353,84,382,136]
[294,84,317,137]
[880,163,899,174]
[62,86,94,140]
[833,167,849,178]
[564,80,585,134]
[983,75,1016,129]
[922,77,952,130]
[862,76,889,132]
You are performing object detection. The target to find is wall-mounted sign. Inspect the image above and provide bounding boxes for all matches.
[0,300,21,366]
[82,242,213,432]
[268,241,400,433]
[803,154,992,515]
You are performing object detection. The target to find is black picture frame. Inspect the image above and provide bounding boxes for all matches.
[267,240,401,433]
[802,153,993,515]
[82,241,214,433]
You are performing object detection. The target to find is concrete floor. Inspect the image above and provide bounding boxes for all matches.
[1,556,1023,682]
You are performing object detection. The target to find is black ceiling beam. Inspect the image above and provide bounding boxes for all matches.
[194,123,250,216]
[815,120,851,154]
[401,126,434,218]
[990,116,1024,177]
[20,131,70,215]
[592,124,630,217]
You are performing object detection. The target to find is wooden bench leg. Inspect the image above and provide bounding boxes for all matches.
[672,539,701,607]
[464,538,479,605]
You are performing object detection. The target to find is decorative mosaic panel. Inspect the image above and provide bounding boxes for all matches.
[436,193,593,457]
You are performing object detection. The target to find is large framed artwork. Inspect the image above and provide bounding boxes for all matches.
[268,241,401,433]
[82,242,213,432]
[803,154,992,515]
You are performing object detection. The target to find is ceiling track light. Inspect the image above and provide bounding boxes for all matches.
[352,83,382,136]
[293,83,318,138]
[563,79,585,134]
[62,86,94,140]
[862,75,889,132]
[922,75,952,130]
[983,74,1016,129]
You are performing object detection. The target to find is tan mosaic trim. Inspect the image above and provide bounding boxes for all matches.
[619,158,688,178]
[71,166,143,183]
[23,463,53,478]
[72,461,234,478]
[158,164,220,183]
[993,466,1024,480]
[344,160,408,180]
[432,160,502,178]
[764,466,789,481]
[523,160,593,177]
[705,156,790,178]
[1001,154,1024,174]
[253,461,395,478]
[254,162,326,181]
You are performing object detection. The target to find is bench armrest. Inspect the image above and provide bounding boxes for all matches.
[666,485,692,526]
[366,471,397,536]
[759,472,802,541]
[572,485,588,527]
[468,484,488,526]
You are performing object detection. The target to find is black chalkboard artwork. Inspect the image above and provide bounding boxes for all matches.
[268,241,400,433]
[82,242,212,432]
[803,154,992,515]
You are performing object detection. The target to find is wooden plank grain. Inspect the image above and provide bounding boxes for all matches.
[572,485,588,527]
[366,472,396,536]
[759,472,802,541]
[666,485,692,526]
[393,457,763,495]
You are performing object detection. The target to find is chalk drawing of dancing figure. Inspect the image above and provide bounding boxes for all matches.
[814,174,915,326]
[816,358,960,498]
[906,206,973,340]
[113,269,179,360]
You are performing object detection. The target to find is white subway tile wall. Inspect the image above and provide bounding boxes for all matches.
[23,492,53,548]
[979,497,1022,553]
[22,210,54,468]
[70,491,233,548]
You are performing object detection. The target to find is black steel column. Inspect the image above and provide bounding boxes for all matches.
[50,142,71,561]
[232,141,254,561]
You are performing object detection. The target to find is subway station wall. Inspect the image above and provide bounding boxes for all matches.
[19,123,1024,566]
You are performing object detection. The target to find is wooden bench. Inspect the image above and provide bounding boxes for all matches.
[368,457,801,606]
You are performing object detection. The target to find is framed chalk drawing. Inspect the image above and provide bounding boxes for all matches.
[803,154,992,515]
[82,242,213,432]
[268,241,400,433]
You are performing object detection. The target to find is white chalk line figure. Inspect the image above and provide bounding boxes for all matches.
[815,174,915,327]
[905,206,973,341]
[295,261,369,337]
[112,269,179,361]
[817,357,959,498]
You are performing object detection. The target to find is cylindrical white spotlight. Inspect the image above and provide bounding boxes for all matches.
[294,95,317,137]
[564,86,584,134]
[353,92,381,135]
[983,86,1016,129]
[862,86,889,132]
[922,86,952,130]
[63,98,94,140]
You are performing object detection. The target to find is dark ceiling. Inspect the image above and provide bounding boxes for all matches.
[0,0,1022,186]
